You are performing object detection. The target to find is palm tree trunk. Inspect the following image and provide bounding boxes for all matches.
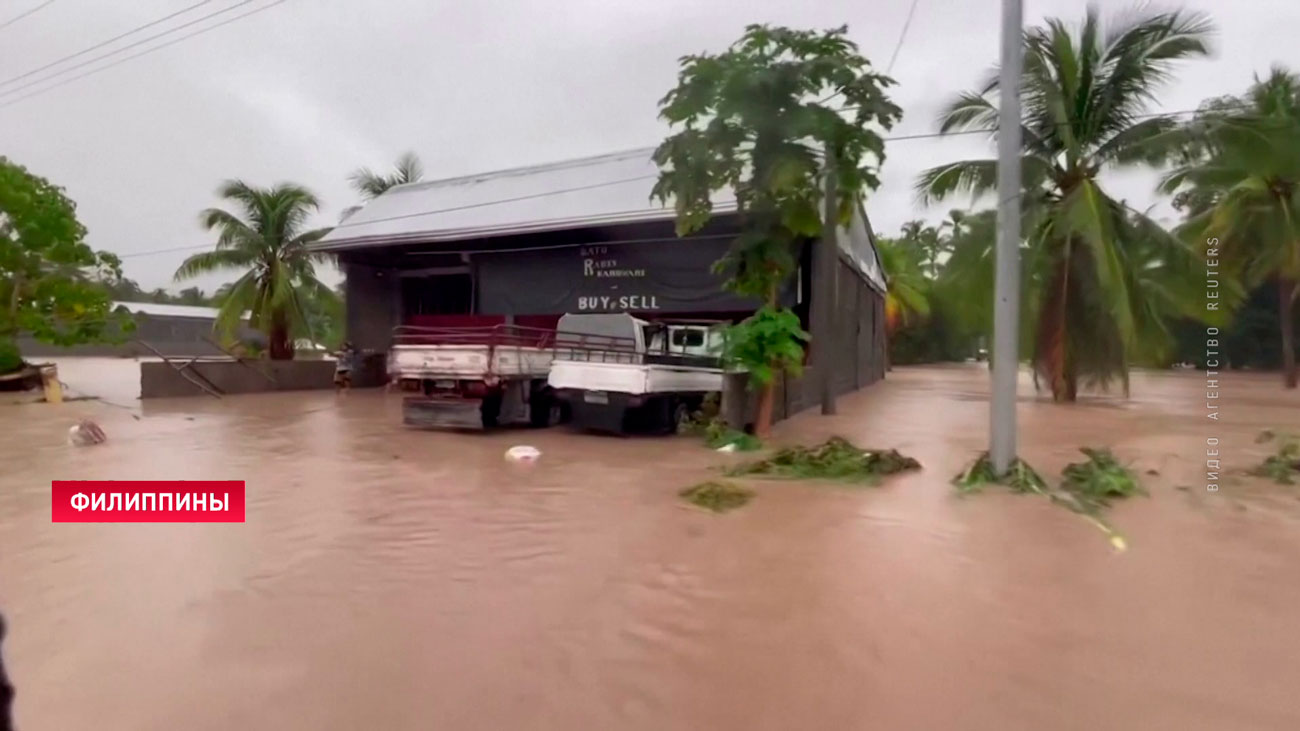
[269,314,294,361]
[1036,255,1074,402]
[1280,277,1297,389]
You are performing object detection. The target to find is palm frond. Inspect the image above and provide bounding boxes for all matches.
[173,248,256,282]
[213,270,258,339]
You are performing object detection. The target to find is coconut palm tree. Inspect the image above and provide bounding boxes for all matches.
[341,152,424,221]
[900,219,945,278]
[876,236,930,371]
[175,181,336,360]
[1163,67,1300,387]
[876,237,931,336]
[917,7,1213,401]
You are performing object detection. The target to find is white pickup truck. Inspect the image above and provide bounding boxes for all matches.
[547,313,728,434]
[388,324,562,430]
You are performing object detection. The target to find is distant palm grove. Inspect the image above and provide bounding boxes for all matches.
[881,7,1300,395]
[4,7,1298,393]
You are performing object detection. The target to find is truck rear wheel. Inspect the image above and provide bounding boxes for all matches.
[480,392,502,429]
[529,387,556,428]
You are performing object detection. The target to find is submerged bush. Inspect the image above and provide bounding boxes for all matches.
[1251,434,1300,484]
[1060,447,1146,509]
[679,481,754,513]
[681,414,763,451]
[730,436,921,483]
[952,448,1139,552]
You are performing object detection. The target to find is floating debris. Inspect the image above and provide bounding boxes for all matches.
[68,419,107,447]
[1061,448,1147,511]
[684,416,762,452]
[679,481,754,513]
[729,437,920,483]
[505,445,541,462]
[952,449,1142,552]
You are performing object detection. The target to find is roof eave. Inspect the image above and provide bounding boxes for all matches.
[312,202,739,253]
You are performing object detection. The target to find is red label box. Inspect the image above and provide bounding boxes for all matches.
[51,481,246,523]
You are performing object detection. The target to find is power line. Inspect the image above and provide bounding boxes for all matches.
[0,0,262,102]
[333,175,660,230]
[885,0,922,74]
[0,0,54,32]
[113,104,1252,262]
[0,0,288,109]
[0,0,216,89]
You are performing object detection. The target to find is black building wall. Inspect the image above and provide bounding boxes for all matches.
[344,261,402,352]
[773,257,885,421]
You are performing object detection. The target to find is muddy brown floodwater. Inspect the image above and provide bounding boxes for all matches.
[1,361,1298,730]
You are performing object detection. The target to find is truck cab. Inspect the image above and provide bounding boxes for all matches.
[548,313,729,434]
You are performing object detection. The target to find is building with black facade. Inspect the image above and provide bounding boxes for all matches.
[313,148,889,419]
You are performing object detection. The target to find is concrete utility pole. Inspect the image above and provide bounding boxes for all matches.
[990,0,1023,474]
[813,143,839,415]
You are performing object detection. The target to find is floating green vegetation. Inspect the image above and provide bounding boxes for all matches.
[680,408,763,452]
[703,419,763,452]
[679,480,754,513]
[729,436,921,484]
[952,449,1141,552]
[1255,429,1276,444]
[1251,434,1300,484]
[1060,448,1147,511]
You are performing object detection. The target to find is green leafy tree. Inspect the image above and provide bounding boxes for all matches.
[900,219,946,278]
[0,157,131,373]
[342,152,424,221]
[100,276,145,302]
[1163,67,1300,387]
[652,23,901,435]
[176,286,208,306]
[175,181,337,360]
[917,7,1213,401]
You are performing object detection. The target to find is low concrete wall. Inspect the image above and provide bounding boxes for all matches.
[141,360,337,399]
[721,363,881,431]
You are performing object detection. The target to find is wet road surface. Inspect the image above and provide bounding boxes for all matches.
[1,361,1298,730]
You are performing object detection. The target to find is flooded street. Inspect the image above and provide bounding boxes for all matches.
[2,360,1298,730]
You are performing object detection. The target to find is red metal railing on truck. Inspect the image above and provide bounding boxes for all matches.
[392,323,558,348]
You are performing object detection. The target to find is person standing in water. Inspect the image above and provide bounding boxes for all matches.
[334,342,357,393]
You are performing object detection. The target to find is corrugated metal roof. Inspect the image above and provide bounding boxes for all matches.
[313,147,737,251]
[113,301,251,321]
[113,301,223,319]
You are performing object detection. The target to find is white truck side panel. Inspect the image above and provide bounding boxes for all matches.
[548,361,650,394]
[548,361,724,395]
[644,366,725,393]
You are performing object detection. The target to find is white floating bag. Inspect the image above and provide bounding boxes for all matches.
[68,419,107,446]
[505,445,541,462]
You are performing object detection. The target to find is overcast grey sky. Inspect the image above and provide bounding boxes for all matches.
[2,0,1298,292]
